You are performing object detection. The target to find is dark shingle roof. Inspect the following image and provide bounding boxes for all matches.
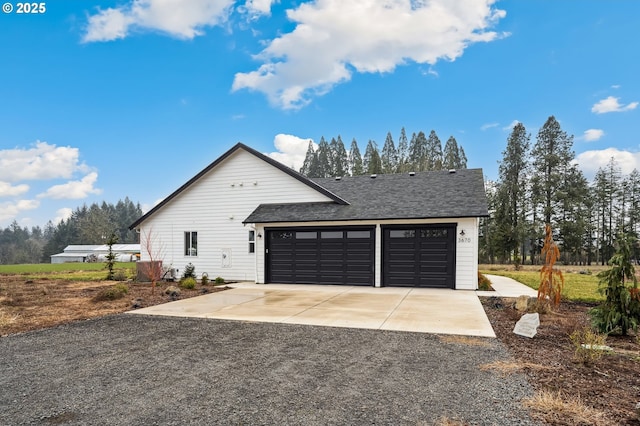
[244,169,489,224]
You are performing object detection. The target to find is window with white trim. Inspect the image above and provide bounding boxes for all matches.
[184,231,198,256]
[248,231,255,253]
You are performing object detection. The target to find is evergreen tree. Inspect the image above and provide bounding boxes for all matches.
[300,140,317,176]
[315,137,332,178]
[530,116,575,226]
[408,131,426,171]
[459,146,468,169]
[443,136,467,170]
[425,130,443,170]
[330,136,349,177]
[349,138,364,176]
[363,140,382,174]
[380,132,398,174]
[396,127,409,172]
[494,123,530,264]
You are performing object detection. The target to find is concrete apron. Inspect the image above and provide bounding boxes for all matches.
[128,283,496,338]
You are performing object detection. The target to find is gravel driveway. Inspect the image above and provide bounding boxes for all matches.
[0,314,539,425]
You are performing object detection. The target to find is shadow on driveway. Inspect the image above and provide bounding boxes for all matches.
[0,315,539,425]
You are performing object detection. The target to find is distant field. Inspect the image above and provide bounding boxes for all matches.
[0,262,136,281]
[480,264,605,303]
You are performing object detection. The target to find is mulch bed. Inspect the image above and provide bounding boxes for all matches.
[482,297,640,425]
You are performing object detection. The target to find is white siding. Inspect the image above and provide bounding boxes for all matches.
[137,149,333,281]
[254,217,480,289]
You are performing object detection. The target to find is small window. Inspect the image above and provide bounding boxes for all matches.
[271,231,293,240]
[420,229,448,238]
[321,231,343,239]
[249,230,255,254]
[347,230,371,239]
[296,231,317,239]
[184,231,198,256]
[389,230,415,238]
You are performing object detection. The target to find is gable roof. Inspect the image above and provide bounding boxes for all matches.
[129,143,348,229]
[244,169,489,224]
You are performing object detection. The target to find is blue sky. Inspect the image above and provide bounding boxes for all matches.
[1,0,639,228]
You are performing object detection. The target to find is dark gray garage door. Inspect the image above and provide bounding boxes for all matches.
[383,225,456,288]
[266,227,375,285]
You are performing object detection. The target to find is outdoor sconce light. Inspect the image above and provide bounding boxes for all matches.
[459,229,466,237]
[257,233,262,239]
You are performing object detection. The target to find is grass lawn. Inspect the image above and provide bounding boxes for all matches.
[0,262,136,281]
[479,265,607,303]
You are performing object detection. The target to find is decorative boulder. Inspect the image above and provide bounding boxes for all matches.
[164,286,181,298]
[513,313,540,338]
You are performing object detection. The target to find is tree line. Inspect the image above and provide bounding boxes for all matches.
[299,128,468,178]
[0,198,142,264]
[483,115,640,266]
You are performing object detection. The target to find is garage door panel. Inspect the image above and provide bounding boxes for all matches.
[267,227,374,285]
[383,225,455,289]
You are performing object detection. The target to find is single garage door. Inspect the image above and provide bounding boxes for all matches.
[383,225,456,288]
[266,227,375,285]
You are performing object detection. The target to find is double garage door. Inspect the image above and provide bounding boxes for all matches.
[266,224,455,288]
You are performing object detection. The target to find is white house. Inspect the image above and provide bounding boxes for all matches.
[129,143,488,289]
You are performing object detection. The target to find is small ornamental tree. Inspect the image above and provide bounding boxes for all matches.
[138,227,165,294]
[538,224,564,309]
[105,232,118,280]
[591,235,640,335]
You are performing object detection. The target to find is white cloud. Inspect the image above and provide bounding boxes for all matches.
[38,172,102,200]
[591,96,639,114]
[239,0,277,19]
[502,120,520,131]
[54,208,73,225]
[233,0,507,109]
[0,141,89,182]
[480,123,498,131]
[582,129,604,142]
[0,182,29,197]
[0,200,40,223]
[265,134,316,170]
[576,148,640,180]
[83,0,234,42]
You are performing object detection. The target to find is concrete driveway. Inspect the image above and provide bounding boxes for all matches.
[130,283,496,337]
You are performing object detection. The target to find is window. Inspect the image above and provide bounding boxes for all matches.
[249,230,255,253]
[296,231,317,239]
[347,230,371,238]
[389,230,415,238]
[321,231,343,239]
[184,231,197,256]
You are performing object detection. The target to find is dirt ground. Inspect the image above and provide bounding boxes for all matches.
[483,297,640,425]
[0,275,226,336]
[2,275,640,424]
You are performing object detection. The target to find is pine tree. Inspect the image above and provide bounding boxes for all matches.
[331,136,349,177]
[363,140,382,174]
[396,127,409,172]
[531,116,575,226]
[408,131,426,171]
[349,138,364,176]
[315,137,332,178]
[300,141,317,176]
[381,132,398,174]
[425,130,443,170]
[443,136,466,170]
[494,122,530,264]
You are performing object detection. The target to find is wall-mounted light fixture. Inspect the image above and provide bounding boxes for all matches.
[257,233,262,239]
[459,229,466,237]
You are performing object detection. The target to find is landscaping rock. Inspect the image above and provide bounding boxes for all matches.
[131,298,144,309]
[164,286,181,297]
[515,295,537,312]
[513,312,540,338]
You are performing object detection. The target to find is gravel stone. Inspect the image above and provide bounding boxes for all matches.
[0,314,540,425]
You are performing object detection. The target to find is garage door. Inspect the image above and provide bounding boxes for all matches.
[383,225,455,288]
[266,227,375,285]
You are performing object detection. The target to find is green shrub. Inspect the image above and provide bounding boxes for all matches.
[94,283,129,301]
[180,277,196,289]
[215,276,225,285]
[569,326,609,365]
[478,272,492,291]
[181,263,197,280]
[113,270,128,281]
[591,235,640,335]
[201,273,209,286]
